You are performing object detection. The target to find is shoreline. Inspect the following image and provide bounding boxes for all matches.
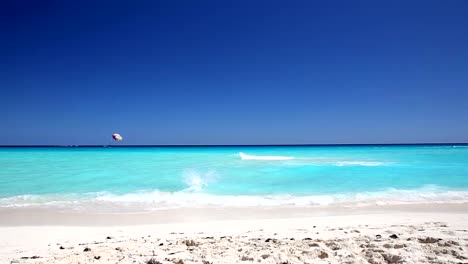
[1,202,468,226]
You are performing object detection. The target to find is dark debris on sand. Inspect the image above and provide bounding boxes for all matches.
[147,258,163,264]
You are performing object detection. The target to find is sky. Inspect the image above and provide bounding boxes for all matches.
[1,1,468,145]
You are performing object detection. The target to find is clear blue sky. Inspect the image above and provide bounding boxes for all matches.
[2,1,468,145]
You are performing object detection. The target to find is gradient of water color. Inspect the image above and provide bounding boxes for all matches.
[1,145,468,211]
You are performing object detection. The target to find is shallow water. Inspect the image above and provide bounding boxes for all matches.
[1,145,468,210]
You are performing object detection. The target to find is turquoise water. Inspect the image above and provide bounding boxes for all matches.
[1,145,468,210]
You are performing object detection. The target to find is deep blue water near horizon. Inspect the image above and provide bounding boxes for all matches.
[1,145,468,211]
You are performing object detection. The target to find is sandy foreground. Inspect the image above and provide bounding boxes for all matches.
[1,205,468,264]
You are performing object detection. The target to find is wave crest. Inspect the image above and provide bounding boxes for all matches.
[182,169,218,192]
[335,161,386,166]
[239,152,294,161]
[238,152,387,166]
[2,186,468,211]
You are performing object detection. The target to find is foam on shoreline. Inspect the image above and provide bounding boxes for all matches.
[1,186,468,212]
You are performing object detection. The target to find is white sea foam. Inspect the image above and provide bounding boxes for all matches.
[335,161,386,166]
[182,169,218,192]
[239,152,294,161]
[1,186,468,211]
[238,152,387,166]
[284,159,389,167]
[91,186,468,208]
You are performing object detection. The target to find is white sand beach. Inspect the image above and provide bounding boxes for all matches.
[1,204,468,264]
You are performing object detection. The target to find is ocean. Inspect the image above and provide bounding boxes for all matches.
[1,145,468,212]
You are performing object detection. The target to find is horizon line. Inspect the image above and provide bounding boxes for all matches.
[0,143,467,147]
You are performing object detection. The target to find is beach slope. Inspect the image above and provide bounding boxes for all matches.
[1,207,467,264]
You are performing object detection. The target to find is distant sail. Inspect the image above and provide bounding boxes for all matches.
[112,133,123,141]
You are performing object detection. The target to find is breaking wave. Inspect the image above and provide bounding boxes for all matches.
[1,185,467,211]
[239,152,294,161]
[239,152,387,166]
[182,169,218,192]
[335,161,386,166]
